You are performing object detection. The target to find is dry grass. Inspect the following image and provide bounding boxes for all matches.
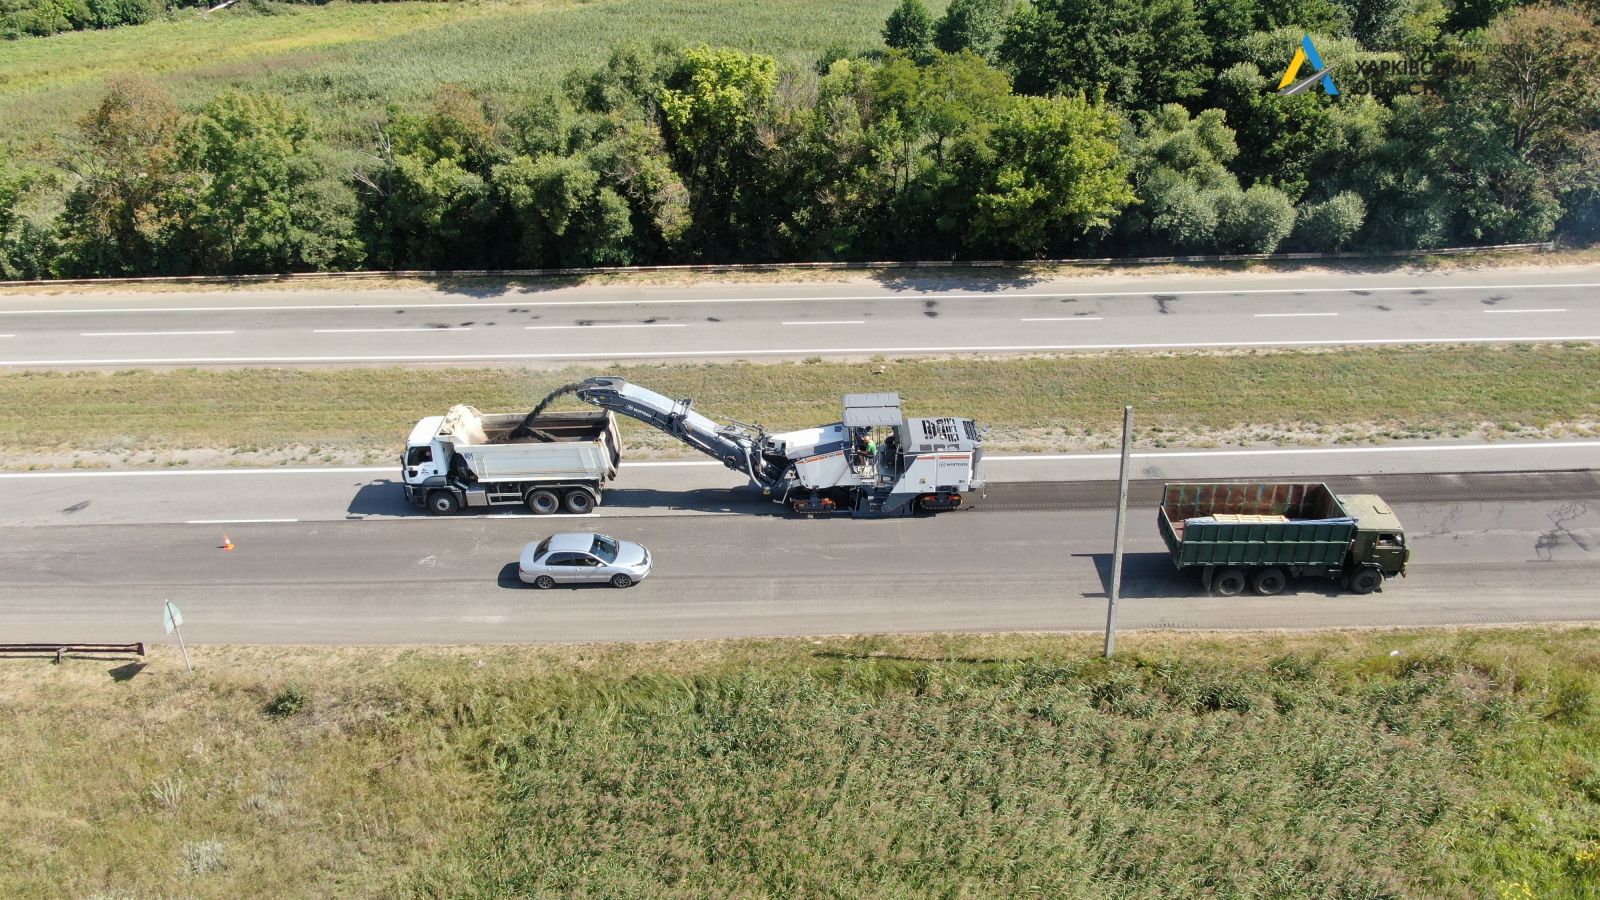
[1,627,1596,896]
[1,344,1596,469]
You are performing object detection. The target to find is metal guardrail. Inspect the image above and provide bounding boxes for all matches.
[0,242,1557,289]
[0,642,146,663]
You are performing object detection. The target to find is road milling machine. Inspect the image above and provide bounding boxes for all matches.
[572,376,984,516]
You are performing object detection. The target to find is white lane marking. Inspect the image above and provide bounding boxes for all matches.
[7,335,1600,366]
[314,327,473,333]
[79,330,235,337]
[1253,312,1338,318]
[1484,308,1566,314]
[782,320,865,326]
[4,281,1598,315]
[186,518,299,524]
[0,334,12,338]
[1020,317,1103,322]
[524,323,686,330]
[3,440,1595,479]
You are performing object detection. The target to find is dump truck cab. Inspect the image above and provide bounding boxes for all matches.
[1336,493,1410,577]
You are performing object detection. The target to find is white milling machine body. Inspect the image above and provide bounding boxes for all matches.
[573,377,983,516]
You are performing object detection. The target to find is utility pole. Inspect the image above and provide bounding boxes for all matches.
[1105,406,1133,658]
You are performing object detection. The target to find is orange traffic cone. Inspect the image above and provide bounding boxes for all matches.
[221,534,234,551]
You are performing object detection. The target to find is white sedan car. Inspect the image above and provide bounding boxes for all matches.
[519,532,651,589]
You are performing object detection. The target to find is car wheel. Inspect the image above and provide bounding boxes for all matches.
[1214,567,1247,597]
[1251,568,1288,596]
[563,490,595,515]
[526,490,560,515]
[610,573,634,589]
[533,575,555,590]
[1349,569,1383,595]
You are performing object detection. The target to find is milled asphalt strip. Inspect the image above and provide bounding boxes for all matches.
[523,323,686,330]
[313,327,473,333]
[79,330,235,337]
[3,441,1595,479]
[186,518,299,524]
[7,334,1600,366]
[3,280,1600,316]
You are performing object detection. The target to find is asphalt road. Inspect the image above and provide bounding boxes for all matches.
[5,441,1599,527]
[2,467,1594,645]
[2,267,1597,368]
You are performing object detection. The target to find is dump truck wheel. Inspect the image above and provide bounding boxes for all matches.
[427,491,459,516]
[1349,569,1383,595]
[1214,568,1247,597]
[526,490,560,515]
[1251,568,1287,596]
[563,490,595,515]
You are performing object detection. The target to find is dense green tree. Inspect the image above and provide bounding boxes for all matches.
[1214,183,1296,252]
[358,88,507,268]
[1292,191,1367,249]
[965,94,1135,255]
[1357,95,1454,248]
[1000,0,1210,111]
[657,46,778,257]
[492,154,634,266]
[57,76,189,275]
[1121,105,1241,251]
[934,0,1007,59]
[1470,5,1600,159]
[176,92,340,274]
[883,0,935,61]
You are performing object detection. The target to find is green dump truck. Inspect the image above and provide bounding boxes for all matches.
[1158,482,1409,596]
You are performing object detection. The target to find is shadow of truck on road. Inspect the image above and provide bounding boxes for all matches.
[349,480,777,519]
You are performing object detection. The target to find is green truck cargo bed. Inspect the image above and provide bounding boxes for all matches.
[1158,482,1357,569]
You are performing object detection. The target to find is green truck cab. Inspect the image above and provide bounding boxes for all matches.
[1158,482,1410,596]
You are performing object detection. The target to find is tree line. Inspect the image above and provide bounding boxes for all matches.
[1,0,1597,279]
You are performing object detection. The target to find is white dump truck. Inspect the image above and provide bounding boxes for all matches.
[402,405,620,515]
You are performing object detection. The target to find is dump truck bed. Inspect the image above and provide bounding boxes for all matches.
[439,408,621,482]
[1158,482,1357,568]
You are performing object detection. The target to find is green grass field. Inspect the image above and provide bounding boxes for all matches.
[2,344,1596,468]
[2,628,1596,896]
[0,0,918,149]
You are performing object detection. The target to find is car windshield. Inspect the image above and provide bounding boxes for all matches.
[591,535,619,563]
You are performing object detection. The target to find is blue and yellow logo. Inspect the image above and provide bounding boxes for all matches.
[1277,35,1338,96]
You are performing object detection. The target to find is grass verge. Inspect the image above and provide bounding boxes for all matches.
[2,344,1597,469]
[1,628,1596,896]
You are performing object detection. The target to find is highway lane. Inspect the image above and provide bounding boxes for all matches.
[0,495,1593,645]
[4,441,1598,527]
[2,268,1598,367]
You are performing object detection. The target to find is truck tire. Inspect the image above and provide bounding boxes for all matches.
[526,490,560,515]
[1251,568,1288,596]
[563,490,595,515]
[1214,567,1247,597]
[427,491,459,516]
[1349,569,1383,595]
